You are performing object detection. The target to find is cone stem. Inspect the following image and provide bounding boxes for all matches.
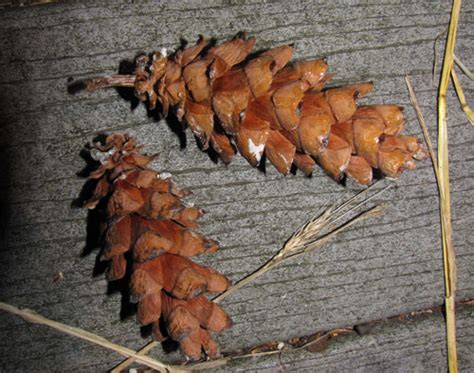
[85,74,135,91]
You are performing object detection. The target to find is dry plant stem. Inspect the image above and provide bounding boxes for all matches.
[433,28,448,84]
[0,302,183,373]
[182,328,353,371]
[438,0,460,371]
[212,184,385,303]
[450,68,474,124]
[86,75,135,91]
[454,54,474,80]
[433,35,472,125]
[212,259,275,304]
[110,342,160,373]
[406,74,458,373]
[113,183,388,371]
[405,76,440,180]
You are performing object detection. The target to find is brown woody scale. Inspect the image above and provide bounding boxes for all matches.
[85,133,231,360]
[86,33,427,184]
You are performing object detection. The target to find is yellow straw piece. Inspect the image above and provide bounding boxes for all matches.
[437,0,461,371]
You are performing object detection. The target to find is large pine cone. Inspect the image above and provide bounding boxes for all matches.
[86,33,427,184]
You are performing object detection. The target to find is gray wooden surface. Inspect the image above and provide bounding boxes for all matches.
[0,0,473,371]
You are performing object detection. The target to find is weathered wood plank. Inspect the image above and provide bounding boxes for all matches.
[0,0,473,371]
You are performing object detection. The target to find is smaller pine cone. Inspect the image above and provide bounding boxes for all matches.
[84,133,231,360]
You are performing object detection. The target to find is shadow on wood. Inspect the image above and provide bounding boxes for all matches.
[73,137,137,320]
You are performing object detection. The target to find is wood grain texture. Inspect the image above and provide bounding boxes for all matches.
[0,0,473,371]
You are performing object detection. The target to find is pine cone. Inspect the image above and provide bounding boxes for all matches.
[84,133,231,360]
[86,33,427,184]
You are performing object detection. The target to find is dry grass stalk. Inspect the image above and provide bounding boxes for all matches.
[432,29,447,85]
[0,302,182,373]
[181,327,354,371]
[113,182,388,371]
[406,72,458,373]
[110,342,162,373]
[405,0,463,368]
[454,54,473,80]
[450,67,474,124]
[405,77,440,180]
[432,29,472,125]
[438,1,461,371]
[214,183,387,303]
